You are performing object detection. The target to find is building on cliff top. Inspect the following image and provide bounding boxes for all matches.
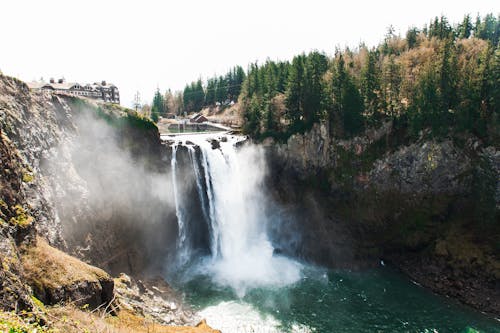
[27,78,120,104]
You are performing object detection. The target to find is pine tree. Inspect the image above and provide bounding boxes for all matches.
[361,50,382,122]
[303,51,328,128]
[285,55,306,133]
[205,78,217,106]
[406,27,419,49]
[458,14,473,39]
[216,75,228,103]
[382,55,402,118]
[242,95,262,137]
[151,88,165,122]
[328,53,364,137]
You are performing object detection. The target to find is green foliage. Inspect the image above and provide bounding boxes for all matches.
[427,15,453,39]
[166,13,499,144]
[150,88,165,122]
[474,13,500,45]
[178,66,247,114]
[326,52,364,137]
[9,205,33,228]
[183,79,205,113]
[458,14,473,39]
[361,50,382,122]
[406,27,420,49]
[22,173,34,183]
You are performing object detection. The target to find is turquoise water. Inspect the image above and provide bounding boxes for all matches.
[180,265,500,333]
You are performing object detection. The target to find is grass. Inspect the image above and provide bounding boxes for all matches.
[17,238,221,332]
[21,237,110,291]
[0,310,51,333]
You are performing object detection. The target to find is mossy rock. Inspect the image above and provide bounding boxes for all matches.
[9,205,33,228]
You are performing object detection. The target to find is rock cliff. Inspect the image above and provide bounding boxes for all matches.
[0,74,200,329]
[266,122,500,315]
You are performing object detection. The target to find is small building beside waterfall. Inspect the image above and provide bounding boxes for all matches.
[189,113,208,123]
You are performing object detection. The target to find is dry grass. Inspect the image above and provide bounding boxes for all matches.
[16,238,221,332]
[45,305,220,333]
[0,306,220,333]
[21,237,110,291]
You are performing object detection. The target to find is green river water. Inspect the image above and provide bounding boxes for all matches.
[180,265,500,333]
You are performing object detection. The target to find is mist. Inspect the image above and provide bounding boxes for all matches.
[165,134,304,297]
[41,109,178,275]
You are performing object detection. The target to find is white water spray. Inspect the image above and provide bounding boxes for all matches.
[168,133,302,296]
[170,144,188,265]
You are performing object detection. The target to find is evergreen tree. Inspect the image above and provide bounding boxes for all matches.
[233,65,246,98]
[382,55,402,118]
[438,38,458,114]
[458,14,473,39]
[328,53,364,137]
[285,55,306,133]
[242,95,262,137]
[406,27,419,49]
[216,75,228,103]
[303,51,328,127]
[205,78,217,106]
[475,13,499,45]
[412,61,442,136]
[151,88,165,122]
[361,50,382,122]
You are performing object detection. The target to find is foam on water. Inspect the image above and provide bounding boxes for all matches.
[199,301,313,333]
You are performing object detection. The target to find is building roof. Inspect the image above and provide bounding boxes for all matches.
[27,80,117,91]
[50,82,79,90]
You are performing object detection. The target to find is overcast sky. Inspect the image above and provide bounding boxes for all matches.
[1,0,497,107]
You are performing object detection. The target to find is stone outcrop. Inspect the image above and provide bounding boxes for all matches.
[114,273,198,326]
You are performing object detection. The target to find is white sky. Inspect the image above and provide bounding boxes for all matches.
[1,0,498,107]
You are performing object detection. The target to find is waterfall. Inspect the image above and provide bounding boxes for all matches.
[187,146,210,226]
[168,133,301,296]
[170,144,188,265]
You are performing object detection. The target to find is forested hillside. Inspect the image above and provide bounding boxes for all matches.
[239,14,499,144]
[159,14,499,146]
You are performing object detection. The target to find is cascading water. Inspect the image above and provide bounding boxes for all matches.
[170,144,188,265]
[165,133,500,333]
[168,133,302,296]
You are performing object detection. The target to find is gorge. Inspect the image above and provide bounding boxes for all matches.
[0,72,499,332]
[163,130,499,332]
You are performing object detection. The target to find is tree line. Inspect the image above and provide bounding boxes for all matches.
[239,13,499,143]
[150,13,498,145]
[148,66,246,121]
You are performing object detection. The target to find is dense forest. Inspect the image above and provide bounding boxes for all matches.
[154,14,499,144]
[239,14,499,143]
